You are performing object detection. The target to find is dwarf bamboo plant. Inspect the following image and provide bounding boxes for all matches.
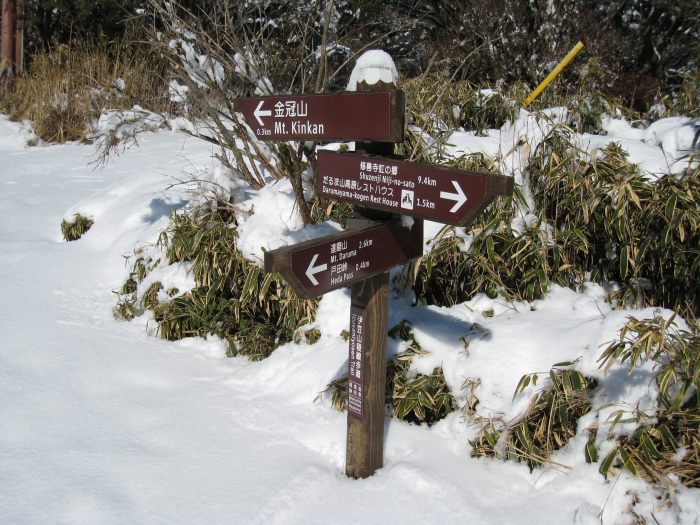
[325,320,455,426]
[61,213,94,241]
[598,316,699,487]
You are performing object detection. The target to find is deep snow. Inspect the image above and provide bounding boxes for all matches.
[1,113,698,525]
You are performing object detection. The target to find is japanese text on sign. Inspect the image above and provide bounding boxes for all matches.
[348,306,365,420]
[274,100,309,118]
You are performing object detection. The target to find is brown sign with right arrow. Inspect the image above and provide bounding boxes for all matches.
[317,150,513,227]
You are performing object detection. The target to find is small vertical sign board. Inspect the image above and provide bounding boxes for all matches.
[250,84,513,480]
[348,306,366,420]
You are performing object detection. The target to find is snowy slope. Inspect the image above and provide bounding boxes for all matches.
[0,115,698,525]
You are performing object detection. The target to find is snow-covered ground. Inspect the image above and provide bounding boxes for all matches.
[1,114,698,525]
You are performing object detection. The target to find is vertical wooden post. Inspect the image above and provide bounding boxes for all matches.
[345,76,399,479]
[346,273,389,478]
[1,0,15,69]
[14,0,22,75]
[1,0,16,97]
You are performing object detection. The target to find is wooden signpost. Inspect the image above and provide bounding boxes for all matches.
[249,81,512,479]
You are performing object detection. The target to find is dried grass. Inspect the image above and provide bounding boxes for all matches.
[2,38,173,143]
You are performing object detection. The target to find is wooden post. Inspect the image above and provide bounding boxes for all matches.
[345,75,399,479]
[345,273,389,478]
[13,0,21,75]
[0,0,15,97]
[1,0,15,69]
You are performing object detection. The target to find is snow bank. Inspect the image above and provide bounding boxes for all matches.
[581,115,698,177]
[0,116,37,150]
[235,178,341,264]
[443,108,697,183]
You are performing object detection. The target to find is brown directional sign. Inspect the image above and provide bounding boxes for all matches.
[317,150,514,227]
[233,91,404,142]
[264,219,423,299]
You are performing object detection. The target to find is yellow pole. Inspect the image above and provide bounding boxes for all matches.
[523,41,585,107]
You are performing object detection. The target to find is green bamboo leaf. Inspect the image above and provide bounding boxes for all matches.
[620,245,629,280]
[585,437,599,463]
[658,423,679,450]
[662,226,672,249]
[639,432,662,462]
[627,186,642,210]
[692,356,700,386]
[691,254,700,276]
[606,410,624,431]
[484,429,497,448]
[258,273,275,301]
[665,194,677,221]
[599,447,618,477]
[618,446,637,475]
[486,236,498,265]
[614,217,625,240]
[552,361,575,368]
[569,371,583,390]
[572,228,589,251]
[537,268,548,294]
[637,237,652,259]
[516,425,531,447]
[514,373,532,397]
[561,371,573,394]
[657,367,674,398]
[241,266,260,303]
[558,404,570,431]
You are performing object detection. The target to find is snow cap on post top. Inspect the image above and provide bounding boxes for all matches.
[346,50,398,91]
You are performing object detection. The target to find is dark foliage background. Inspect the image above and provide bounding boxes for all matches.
[18,0,142,56]
[7,0,699,109]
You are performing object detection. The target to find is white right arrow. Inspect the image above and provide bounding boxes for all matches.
[305,253,328,286]
[439,181,467,213]
[254,100,272,126]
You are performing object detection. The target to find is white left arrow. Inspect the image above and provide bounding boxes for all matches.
[305,253,328,286]
[439,180,467,213]
[254,100,272,126]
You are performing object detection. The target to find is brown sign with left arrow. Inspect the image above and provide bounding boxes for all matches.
[264,219,423,299]
[233,91,404,142]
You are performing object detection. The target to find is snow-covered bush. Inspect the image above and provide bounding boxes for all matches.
[142,0,355,223]
[598,316,699,487]
[471,364,596,471]
[530,135,699,316]
[115,206,317,360]
[402,74,523,151]
[325,321,455,426]
[408,89,699,319]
